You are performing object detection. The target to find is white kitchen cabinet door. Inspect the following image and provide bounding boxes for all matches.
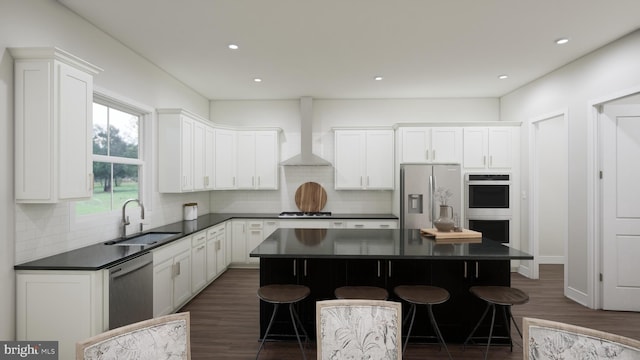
[16,271,105,360]
[463,128,489,169]
[206,236,217,282]
[254,131,279,189]
[335,129,394,190]
[214,128,237,189]
[365,130,394,189]
[159,109,215,193]
[180,117,195,191]
[12,48,101,203]
[192,121,206,191]
[335,131,366,189]
[231,220,247,264]
[463,127,513,170]
[236,131,256,189]
[487,128,512,168]
[431,127,462,163]
[190,231,207,292]
[400,127,430,163]
[172,249,192,308]
[236,130,279,190]
[153,258,174,317]
[400,127,461,163]
[204,126,215,190]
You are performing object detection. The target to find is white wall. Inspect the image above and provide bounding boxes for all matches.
[209,98,500,214]
[501,29,640,306]
[0,0,212,339]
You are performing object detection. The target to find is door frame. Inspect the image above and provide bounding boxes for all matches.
[526,109,568,282]
[587,84,640,309]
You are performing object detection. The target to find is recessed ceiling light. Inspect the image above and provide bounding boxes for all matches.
[228,44,239,50]
[555,38,569,45]
[253,78,262,83]
[374,76,383,81]
[498,74,509,80]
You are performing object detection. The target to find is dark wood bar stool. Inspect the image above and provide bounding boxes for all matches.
[335,286,389,300]
[256,284,310,360]
[464,285,529,360]
[394,285,452,359]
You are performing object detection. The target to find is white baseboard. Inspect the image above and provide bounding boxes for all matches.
[538,255,565,264]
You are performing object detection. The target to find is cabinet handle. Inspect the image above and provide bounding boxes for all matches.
[216,240,221,251]
[258,176,261,187]
[489,155,493,167]
[380,224,390,228]
[360,176,363,186]
[464,261,468,279]
[197,245,205,251]
[433,149,436,160]
[293,259,297,277]
[388,261,392,278]
[304,259,308,277]
[354,224,364,228]
[367,176,370,187]
[425,149,429,160]
[174,262,181,277]
[252,176,255,187]
[475,261,479,278]
[377,260,381,278]
[483,156,486,166]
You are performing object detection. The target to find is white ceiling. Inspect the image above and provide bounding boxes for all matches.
[58,0,640,100]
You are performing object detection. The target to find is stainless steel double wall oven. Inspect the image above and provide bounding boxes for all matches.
[465,173,511,244]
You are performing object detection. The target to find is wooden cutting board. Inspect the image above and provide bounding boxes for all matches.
[420,228,482,239]
[295,182,327,212]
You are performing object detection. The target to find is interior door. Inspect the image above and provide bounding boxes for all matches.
[601,104,640,311]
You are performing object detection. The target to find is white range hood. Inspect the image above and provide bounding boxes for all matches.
[280,97,331,166]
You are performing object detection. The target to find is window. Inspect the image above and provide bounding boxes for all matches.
[76,98,144,215]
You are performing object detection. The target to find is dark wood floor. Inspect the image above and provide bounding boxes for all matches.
[180,265,640,359]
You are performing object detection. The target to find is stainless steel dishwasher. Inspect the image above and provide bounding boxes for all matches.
[108,251,153,329]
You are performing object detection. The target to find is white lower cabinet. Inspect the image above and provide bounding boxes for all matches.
[153,237,192,317]
[16,270,106,360]
[191,230,207,293]
[232,219,269,267]
[206,223,227,281]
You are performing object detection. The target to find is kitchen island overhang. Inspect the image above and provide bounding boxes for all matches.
[251,228,533,344]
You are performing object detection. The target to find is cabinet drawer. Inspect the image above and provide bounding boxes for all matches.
[191,231,207,247]
[206,224,225,239]
[247,221,263,229]
[346,220,398,229]
[153,237,190,264]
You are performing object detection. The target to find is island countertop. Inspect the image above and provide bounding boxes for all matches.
[250,228,533,260]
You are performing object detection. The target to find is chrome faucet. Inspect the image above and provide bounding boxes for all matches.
[122,199,145,238]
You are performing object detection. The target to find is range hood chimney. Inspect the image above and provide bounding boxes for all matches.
[280,97,331,166]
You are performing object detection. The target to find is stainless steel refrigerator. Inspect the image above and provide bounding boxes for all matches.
[400,163,462,229]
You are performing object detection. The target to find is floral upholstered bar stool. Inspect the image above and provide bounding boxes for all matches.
[256,284,310,360]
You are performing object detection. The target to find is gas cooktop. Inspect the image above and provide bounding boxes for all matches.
[278,211,332,218]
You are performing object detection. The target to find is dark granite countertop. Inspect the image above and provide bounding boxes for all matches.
[250,228,533,260]
[14,213,398,271]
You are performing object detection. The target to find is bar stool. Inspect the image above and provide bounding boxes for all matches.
[394,285,452,359]
[335,286,389,300]
[463,285,529,360]
[256,284,310,360]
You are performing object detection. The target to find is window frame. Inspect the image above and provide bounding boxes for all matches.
[73,88,154,224]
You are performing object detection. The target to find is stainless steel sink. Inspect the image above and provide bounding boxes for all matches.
[107,232,180,246]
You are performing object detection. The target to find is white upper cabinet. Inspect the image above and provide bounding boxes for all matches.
[11,47,102,203]
[334,129,394,190]
[463,127,513,169]
[158,109,214,193]
[213,128,237,190]
[399,127,462,164]
[236,130,279,190]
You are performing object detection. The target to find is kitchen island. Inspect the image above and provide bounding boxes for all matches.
[250,228,533,344]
